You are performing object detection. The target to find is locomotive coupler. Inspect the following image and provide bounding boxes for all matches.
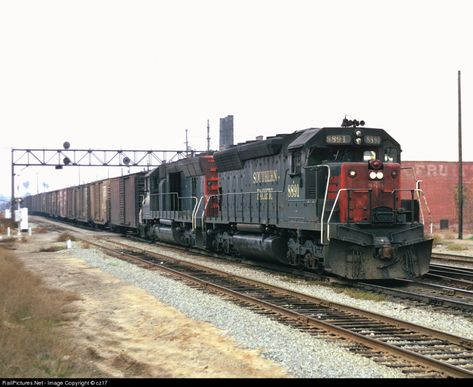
[373,236,395,260]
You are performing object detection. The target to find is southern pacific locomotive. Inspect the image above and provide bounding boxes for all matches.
[24,120,433,280]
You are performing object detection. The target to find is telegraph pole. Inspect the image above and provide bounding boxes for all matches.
[207,120,211,152]
[185,129,189,156]
[11,148,15,212]
[458,70,463,240]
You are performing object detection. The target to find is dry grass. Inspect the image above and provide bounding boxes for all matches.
[331,284,387,302]
[432,234,443,246]
[445,242,469,251]
[33,226,49,234]
[318,282,387,302]
[56,232,77,242]
[0,245,82,377]
[0,219,17,234]
[0,237,16,244]
[38,245,67,253]
[0,237,17,251]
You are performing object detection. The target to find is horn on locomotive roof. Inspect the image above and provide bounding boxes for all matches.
[341,117,365,128]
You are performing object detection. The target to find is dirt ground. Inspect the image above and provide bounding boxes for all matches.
[432,231,473,255]
[10,224,290,378]
[6,219,471,379]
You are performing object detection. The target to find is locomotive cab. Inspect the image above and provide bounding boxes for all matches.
[293,123,432,279]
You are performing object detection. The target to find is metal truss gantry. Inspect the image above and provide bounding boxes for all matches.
[10,147,203,210]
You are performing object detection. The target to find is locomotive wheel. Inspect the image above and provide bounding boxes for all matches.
[287,249,299,266]
[303,252,318,270]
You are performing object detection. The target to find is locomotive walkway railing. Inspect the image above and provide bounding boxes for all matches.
[325,187,432,242]
[325,188,372,242]
[199,190,284,229]
[392,188,433,234]
[148,192,198,222]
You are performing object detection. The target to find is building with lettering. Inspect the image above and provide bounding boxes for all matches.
[402,161,473,233]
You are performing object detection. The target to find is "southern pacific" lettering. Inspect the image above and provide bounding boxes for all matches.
[253,170,278,184]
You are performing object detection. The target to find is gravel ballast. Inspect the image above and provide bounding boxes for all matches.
[70,246,408,378]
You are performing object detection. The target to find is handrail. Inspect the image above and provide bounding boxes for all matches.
[192,196,204,230]
[200,190,284,227]
[400,168,433,235]
[326,188,372,241]
[416,181,433,235]
[149,192,197,214]
[392,188,433,234]
[318,165,331,244]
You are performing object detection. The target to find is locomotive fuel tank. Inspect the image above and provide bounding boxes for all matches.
[232,233,287,263]
[153,223,181,244]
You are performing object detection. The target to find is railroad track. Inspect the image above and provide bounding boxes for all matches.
[431,252,473,268]
[79,236,473,378]
[352,279,473,314]
[31,216,473,316]
[351,258,473,313]
[428,264,473,285]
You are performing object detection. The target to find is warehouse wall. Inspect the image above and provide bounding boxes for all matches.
[402,161,473,233]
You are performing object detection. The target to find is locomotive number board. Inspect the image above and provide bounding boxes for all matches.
[326,134,352,144]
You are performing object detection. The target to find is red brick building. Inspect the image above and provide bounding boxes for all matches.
[401,161,473,233]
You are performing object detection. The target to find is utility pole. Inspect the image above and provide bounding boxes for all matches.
[185,129,189,156]
[207,119,211,152]
[458,70,463,240]
[11,148,14,212]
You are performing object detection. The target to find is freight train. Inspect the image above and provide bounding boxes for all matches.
[23,120,433,280]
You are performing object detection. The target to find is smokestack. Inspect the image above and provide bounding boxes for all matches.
[219,115,234,150]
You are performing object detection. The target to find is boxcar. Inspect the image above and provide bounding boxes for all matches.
[89,179,111,226]
[110,172,145,232]
[76,183,90,223]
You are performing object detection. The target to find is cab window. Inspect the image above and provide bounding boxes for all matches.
[384,147,398,162]
[363,150,377,161]
[291,151,302,174]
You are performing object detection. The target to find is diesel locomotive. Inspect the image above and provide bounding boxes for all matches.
[24,120,433,280]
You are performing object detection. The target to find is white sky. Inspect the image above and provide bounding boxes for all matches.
[1,0,472,197]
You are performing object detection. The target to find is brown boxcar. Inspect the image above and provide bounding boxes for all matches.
[65,187,77,220]
[76,183,90,223]
[89,179,111,225]
[110,172,145,231]
[58,188,67,218]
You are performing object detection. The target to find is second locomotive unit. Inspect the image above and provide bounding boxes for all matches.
[139,120,432,280]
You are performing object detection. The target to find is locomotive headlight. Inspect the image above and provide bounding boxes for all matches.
[369,171,384,180]
[355,138,362,145]
[355,130,362,137]
[348,170,357,178]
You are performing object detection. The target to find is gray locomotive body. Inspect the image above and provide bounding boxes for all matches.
[139,124,432,280]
